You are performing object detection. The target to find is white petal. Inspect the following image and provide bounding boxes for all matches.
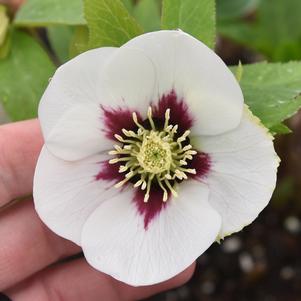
[122,30,244,135]
[193,107,279,238]
[99,46,157,115]
[45,104,113,161]
[39,47,116,160]
[81,181,221,286]
[33,146,119,245]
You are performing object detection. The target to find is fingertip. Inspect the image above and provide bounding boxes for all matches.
[0,119,43,206]
[0,292,12,301]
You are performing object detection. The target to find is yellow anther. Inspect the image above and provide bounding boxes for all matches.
[109,158,119,164]
[114,134,124,142]
[119,165,128,173]
[134,179,143,187]
[141,181,147,190]
[164,109,170,129]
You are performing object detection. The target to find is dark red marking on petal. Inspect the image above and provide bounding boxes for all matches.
[188,152,211,180]
[133,184,169,230]
[152,90,194,135]
[95,160,169,230]
[101,106,142,140]
[95,160,123,184]
[96,95,206,231]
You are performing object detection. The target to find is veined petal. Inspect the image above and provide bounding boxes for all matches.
[33,146,119,245]
[192,107,279,238]
[81,181,221,286]
[122,30,244,135]
[39,47,116,160]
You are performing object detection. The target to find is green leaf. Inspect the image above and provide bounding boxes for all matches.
[0,5,9,46]
[0,31,11,59]
[69,26,89,58]
[161,0,216,49]
[133,0,160,32]
[48,26,74,63]
[0,30,55,121]
[231,62,301,130]
[84,0,143,48]
[15,0,86,26]
[270,123,292,135]
[121,0,134,13]
[219,0,301,61]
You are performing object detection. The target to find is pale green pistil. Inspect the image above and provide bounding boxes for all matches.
[108,107,197,203]
[137,132,172,174]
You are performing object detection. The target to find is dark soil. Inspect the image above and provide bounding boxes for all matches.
[148,207,301,301]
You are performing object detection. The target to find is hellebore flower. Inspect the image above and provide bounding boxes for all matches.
[34,30,279,286]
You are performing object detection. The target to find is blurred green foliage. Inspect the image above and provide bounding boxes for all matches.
[0,5,10,59]
[69,26,90,58]
[14,0,86,26]
[133,0,160,32]
[0,30,55,121]
[47,26,74,63]
[217,0,259,21]
[218,0,301,62]
[0,5,9,45]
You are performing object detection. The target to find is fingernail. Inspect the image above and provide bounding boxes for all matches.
[0,293,12,301]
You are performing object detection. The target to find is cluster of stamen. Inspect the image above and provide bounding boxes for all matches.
[108,107,197,202]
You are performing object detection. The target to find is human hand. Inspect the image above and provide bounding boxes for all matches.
[0,119,195,301]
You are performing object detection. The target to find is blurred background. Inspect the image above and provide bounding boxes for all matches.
[0,0,300,300]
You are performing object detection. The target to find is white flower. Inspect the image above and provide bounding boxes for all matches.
[33,30,279,286]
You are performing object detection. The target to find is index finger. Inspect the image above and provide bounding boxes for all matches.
[0,119,43,207]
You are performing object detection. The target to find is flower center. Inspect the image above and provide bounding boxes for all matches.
[108,107,197,202]
[137,131,172,174]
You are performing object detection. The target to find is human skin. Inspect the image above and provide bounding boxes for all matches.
[0,119,195,301]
